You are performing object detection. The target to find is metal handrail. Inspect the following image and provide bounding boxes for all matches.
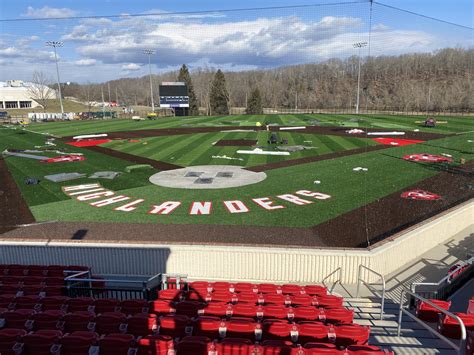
[321,267,342,294]
[411,256,474,293]
[397,288,466,354]
[356,265,386,320]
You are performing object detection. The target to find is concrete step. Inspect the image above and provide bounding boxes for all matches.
[370,335,460,354]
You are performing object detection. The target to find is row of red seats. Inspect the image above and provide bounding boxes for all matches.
[159,289,343,307]
[0,265,89,277]
[0,276,66,286]
[0,308,369,347]
[0,284,64,297]
[0,330,393,355]
[0,329,133,355]
[184,282,328,296]
[0,296,148,314]
[416,298,474,339]
[0,295,354,324]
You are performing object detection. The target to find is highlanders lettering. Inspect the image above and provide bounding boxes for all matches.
[62,184,332,215]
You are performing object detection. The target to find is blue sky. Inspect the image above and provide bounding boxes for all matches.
[0,0,472,83]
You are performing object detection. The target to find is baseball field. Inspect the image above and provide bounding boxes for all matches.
[1,114,473,248]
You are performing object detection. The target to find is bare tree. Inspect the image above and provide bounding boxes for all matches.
[27,71,55,112]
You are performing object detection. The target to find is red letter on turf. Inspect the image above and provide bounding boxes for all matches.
[115,199,145,212]
[295,190,331,200]
[148,201,181,215]
[190,202,212,215]
[223,200,249,214]
[277,194,313,205]
[252,197,284,210]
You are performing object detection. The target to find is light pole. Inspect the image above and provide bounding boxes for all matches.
[143,49,156,112]
[353,41,367,114]
[46,41,64,116]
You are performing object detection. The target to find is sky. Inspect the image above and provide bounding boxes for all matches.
[0,0,472,83]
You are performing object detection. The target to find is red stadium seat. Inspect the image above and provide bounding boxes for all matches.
[137,334,174,355]
[260,343,302,355]
[298,322,331,344]
[45,277,65,286]
[95,312,127,335]
[127,313,158,337]
[198,302,232,318]
[0,285,22,296]
[158,289,184,301]
[258,284,282,294]
[1,309,34,330]
[32,310,65,330]
[224,318,259,340]
[209,291,238,304]
[94,298,120,314]
[282,284,304,295]
[0,294,16,309]
[334,324,370,347]
[315,295,344,308]
[0,328,27,355]
[5,266,27,277]
[158,314,190,337]
[304,342,338,349]
[174,300,205,317]
[175,336,212,355]
[26,265,48,276]
[22,329,62,355]
[13,295,42,310]
[439,312,474,339]
[234,283,259,294]
[46,265,67,277]
[60,331,99,355]
[264,294,290,306]
[21,284,45,296]
[42,285,64,296]
[232,303,258,319]
[262,319,298,342]
[39,296,69,311]
[290,307,319,322]
[305,348,343,354]
[121,299,150,315]
[193,316,224,338]
[22,276,47,285]
[262,305,289,320]
[0,276,24,285]
[98,333,134,355]
[66,297,95,313]
[304,285,328,297]
[416,299,451,323]
[321,308,355,324]
[213,282,233,292]
[149,300,175,316]
[346,345,392,354]
[290,295,314,307]
[188,281,212,292]
[63,311,95,333]
[235,293,264,305]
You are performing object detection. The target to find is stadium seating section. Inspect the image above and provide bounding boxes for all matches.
[0,264,399,354]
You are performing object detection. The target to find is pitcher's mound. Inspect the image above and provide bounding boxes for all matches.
[149,165,267,189]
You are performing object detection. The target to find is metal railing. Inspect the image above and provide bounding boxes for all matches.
[397,288,467,354]
[160,273,188,290]
[411,257,474,300]
[321,267,342,294]
[356,265,386,320]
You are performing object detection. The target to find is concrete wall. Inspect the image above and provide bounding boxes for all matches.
[1,201,472,285]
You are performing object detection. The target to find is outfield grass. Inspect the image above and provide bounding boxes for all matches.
[102,131,378,168]
[26,114,474,137]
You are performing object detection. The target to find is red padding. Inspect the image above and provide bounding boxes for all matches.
[66,139,111,147]
[40,155,86,163]
[372,138,424,146]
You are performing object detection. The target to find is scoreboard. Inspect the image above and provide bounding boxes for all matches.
[159,82,189,108]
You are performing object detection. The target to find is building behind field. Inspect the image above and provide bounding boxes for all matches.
[0,80,58,109]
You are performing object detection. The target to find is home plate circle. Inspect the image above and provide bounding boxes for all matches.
[149,165,267,189]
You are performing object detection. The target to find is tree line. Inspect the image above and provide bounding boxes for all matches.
[57,47,472,114]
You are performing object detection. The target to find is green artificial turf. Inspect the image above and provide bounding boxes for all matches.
[101,131,378,168]
[26,114,474,137]
[27,130,474,227]
[0,127,156,207]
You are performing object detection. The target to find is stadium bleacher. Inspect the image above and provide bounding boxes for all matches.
[0,264,399,354]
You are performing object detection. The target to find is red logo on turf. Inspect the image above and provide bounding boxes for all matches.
[40,155,86,163]
[401,189,441,200]
[403,153,453,163]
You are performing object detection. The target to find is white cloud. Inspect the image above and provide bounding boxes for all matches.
[24,6,77,19]
[74,58,97,66]
[0,46,55,63]
[372,23,390,31]
[121,63,141,71]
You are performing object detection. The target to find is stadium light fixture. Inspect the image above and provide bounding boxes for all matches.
[353,41,367,114]
[144,49,156,112]
[46,41,65,116]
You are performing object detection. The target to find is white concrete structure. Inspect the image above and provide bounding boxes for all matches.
[0,80,58,109]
